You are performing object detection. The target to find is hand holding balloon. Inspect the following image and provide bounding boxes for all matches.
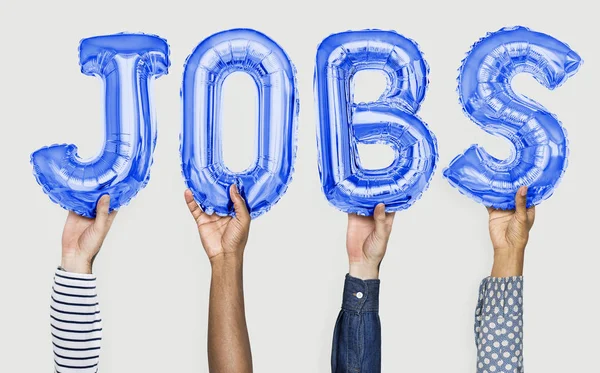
[347,204,396,280]
[488,186,536,277]
[184,185,251,263]
[61,195,118,274]
[190,185,254,373]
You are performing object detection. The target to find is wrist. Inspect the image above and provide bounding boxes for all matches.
[349,262,380,280]
[61,255,93,274]
[210,252,244,271]
[491,250,524,277]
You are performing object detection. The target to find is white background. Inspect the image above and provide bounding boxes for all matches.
[0,0,598,371]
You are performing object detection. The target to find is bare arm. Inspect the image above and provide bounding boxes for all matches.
[208,255,250,373]
[185,185,252,373]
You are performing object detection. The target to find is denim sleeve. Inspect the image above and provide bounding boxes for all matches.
[475,276,524,373]
[331,274,381,373]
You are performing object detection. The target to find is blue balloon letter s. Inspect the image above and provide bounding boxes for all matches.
[315,30,438,215]
[444,26,581,209]
[31,33,170,217]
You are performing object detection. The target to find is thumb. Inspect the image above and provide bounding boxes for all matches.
[230,185,250,223]
[94,195,111,232]
[373,203,391,240]
[514,186,528,222]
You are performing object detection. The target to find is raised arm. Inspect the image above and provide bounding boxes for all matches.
[184,185,252,373]
[331,204,395,373]
[52,195,117,372]
[475,186,535,373]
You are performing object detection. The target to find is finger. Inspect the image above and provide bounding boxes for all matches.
[515,186,528,221]
[373,203,392,239]
[385,210,396,225]
[486,206,495,215]
[184,189,203,221]
[527,205,536,226]
[230,184,250,223]
[106,209,118,228]
[94,195,111,231]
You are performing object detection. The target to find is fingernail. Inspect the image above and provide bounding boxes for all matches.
[232,184,238,194]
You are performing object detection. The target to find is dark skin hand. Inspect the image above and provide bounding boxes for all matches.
[184,185,250,261]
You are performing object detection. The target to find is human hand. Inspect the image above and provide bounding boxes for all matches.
[184,185,251,264]
[61,195,118,274]
[346,204,395,280]
[487,186,536,277]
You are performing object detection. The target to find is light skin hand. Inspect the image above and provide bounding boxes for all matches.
[487,186,536,277]
[61,195,118,274]
[347,203,396,280]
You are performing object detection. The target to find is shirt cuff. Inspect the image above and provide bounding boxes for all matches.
[341,274,380,313]
[54,267,97,295]
[478,276,523,317]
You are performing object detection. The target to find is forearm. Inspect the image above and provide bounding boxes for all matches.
[332,274,381,373]
[491,250,524,277]
[208,255,252,373]
[51,268,102,373]
[474,276,524,373]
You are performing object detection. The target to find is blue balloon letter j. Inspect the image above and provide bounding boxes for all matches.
[31,33,170,217]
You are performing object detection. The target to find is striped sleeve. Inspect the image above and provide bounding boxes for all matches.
[51,268,102,373]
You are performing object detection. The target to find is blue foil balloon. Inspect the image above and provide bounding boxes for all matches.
[315,30,438,215]
[443,26,582,209]
[181,29,299,219]
[31,33,170,217]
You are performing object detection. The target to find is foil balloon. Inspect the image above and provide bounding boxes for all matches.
[443,26,582,209]
[315,30,438,215]
[181,28,299,219]
[31,33,170,217]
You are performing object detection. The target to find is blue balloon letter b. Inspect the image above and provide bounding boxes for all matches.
[315,30,438,215]
[31,34,169,217]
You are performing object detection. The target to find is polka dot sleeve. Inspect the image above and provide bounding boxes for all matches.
[475,276,524,373]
